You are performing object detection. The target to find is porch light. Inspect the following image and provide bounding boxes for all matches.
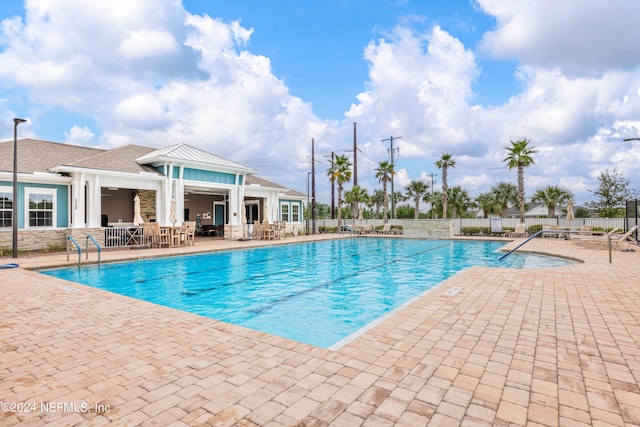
[12,118,27,258]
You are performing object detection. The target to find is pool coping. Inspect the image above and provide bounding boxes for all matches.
[2,234,640,425]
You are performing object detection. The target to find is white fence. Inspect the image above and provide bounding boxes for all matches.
[310,217,626,235]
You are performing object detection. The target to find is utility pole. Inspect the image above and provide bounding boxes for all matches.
[381,136,401,219]
[330,151,335,219]
[311,138,316,234]
[353,122,358,186]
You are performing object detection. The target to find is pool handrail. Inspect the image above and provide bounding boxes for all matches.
[66,235,82,267]
[499,229,612,264]
[86,234,101,265]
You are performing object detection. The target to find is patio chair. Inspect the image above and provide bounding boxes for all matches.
[542,225,560,238]
[507,223,528,238]
[262,220,275,240]
[252,220,263,240]
[186,221,196,245]
[180,221,196,246]
[151,222,169,248]
[142,223,154,246]
[378,223,392,234]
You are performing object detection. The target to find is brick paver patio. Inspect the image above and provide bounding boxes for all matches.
[1,235,639,426]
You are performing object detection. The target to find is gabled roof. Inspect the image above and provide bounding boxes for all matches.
[246,175,306,199]
[60,144,161,175]
[0,139,104,174]
[136,143,256,174]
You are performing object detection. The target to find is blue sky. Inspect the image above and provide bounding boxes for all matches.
[1,0,640,207]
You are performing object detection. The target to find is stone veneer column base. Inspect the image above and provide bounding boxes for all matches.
[224,224,247,240]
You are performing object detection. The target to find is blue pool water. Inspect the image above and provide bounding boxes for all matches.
[41,239,571,348]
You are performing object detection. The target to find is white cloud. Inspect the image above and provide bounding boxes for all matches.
[477,0,640,73]
[119,29,179,59]
[64,125,95,146]
[1,0,640,206]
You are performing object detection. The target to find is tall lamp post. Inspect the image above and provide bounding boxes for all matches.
[12,118,27,258]
[306,172,312,235]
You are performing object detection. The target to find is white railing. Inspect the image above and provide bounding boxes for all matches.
[104,226,145,248]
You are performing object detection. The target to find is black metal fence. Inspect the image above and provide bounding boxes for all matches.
[626,199,639,241]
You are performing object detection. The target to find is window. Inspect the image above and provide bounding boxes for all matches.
[0,188,12,228]
[280,203,289,222]
[291,203,300,222]
[25,188,56,228]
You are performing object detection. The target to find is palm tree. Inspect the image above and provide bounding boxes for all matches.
[344,185,369,219]
[490,182,518,217]
[327,154,352,229]
[425,191,443,218]
[405,180,430,219]
[447,186,472,218]
[370,190,385,219]
[435,153,456,219]
[531,185,573,218]
[476,192,499,218]
[375,160,395,223]
[503,139,536,223]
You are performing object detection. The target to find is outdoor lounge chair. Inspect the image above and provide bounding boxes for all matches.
[378,223,392,234]
[362,224,374,234]
[577,226,638,250]
[610,226,638,250]
[507,223,527,238]
[571,227,619,247]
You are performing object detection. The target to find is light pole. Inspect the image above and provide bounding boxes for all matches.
[12,118,27,258]
[311,138,316,235]
[623,138,640,141]
[306,171,312,234]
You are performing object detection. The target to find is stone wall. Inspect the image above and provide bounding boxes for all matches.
[138,190,156,223]
[0,229,69,253]
[401,219,452,239]
[0,228,105,254]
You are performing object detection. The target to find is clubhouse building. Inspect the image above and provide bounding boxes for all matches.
[0,139,305,251]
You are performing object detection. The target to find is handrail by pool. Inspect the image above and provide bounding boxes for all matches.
[66,235,82,267]
[499,229,612,264]
[86,234,101,265]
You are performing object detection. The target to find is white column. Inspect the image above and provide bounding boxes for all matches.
[87,174,101,227]
[176,165,185,224]
[71,173,86,229]
[229,183,239,226]
[163,162,174,225]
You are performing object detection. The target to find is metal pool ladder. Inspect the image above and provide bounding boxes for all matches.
[66,235,102,267]
[86,235,101,266]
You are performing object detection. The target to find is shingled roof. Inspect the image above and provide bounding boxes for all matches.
[0,139,104,174]
[62,144,160,175]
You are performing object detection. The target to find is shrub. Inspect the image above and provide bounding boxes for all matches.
[527,224,543,236]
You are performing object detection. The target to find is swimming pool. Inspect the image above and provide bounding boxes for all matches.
[41,239,572,348]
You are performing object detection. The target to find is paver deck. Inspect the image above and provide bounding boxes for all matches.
[1,235,639,426]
